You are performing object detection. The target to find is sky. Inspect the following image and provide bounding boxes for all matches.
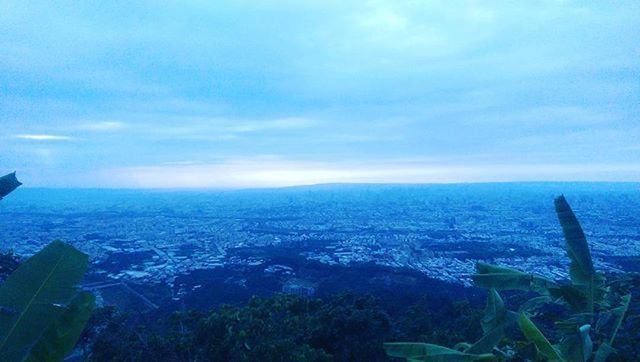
[1,1,638,188]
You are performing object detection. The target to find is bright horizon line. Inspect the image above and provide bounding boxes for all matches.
[13,180,640,192]
[7,159,640,189]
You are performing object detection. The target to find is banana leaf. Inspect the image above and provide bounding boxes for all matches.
[472,263,557,294]
[548,285,588,312]
[593,342,615,362]
[0,241,88,361]
[517,313,564,361]
[26,291,95,362]
[559,324,592,362]
[454,343,472,351]
[554,196,601,312]
[466,313,517,355]
[465,289,518,354]
[481,289,506,333]
[554,196,594,283]
[0,172,22,200]
[384,343,495,361]
[595,294,631,345]
[518,296,552,313]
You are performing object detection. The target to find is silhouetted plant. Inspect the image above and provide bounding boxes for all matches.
[0,171,21,200]
[385,196,632,361]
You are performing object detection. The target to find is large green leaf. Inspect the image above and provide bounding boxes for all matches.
[466,313,517,355]
[26,292,95,362]
[518,296,552,313]
[559,324,593,362]
[480,289,505,333]
[555,313,592,334]
[0,241,88,361]
[466,289,518,354]
[595,294,630,345]
[592,342,615,362]
[548,284,588,312]
[554,196,594,284]
[472,263,557,294]
[554,195,601,312]
[384,343,495,361]
[517,313,564,361]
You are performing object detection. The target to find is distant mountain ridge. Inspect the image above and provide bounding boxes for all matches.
[9,181,640,193]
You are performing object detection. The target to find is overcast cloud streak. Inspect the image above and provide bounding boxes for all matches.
[1,1,638,187]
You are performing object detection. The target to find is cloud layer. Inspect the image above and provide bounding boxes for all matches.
[1,1,638,187]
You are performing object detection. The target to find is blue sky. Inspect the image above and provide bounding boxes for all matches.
[1,1,638,188]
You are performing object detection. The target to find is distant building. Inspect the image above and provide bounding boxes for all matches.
[282,280,315,297]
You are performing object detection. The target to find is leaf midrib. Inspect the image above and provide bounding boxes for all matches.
[0,247,70,354]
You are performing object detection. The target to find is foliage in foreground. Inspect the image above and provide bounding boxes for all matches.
[0,241,95,361]
[1,175,94,361]
[385,195,634,361]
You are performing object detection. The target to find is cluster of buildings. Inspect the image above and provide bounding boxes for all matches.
[1,186,638,296]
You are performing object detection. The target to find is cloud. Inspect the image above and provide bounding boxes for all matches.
[162,160,203,166]
[13,134,73,141]
[227,118,316,133]
[84,158,640,189]
[78,121,125,131]
[471,106,620,126]
[0,1,638,187]
[129,117,318,141]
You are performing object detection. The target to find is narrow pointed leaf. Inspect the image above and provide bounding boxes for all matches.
[466,311,517,354]
[517,313,564,361]
[548,285,588,312]
[454,342,472,351]
[26,292,95,362]
[554,195,605,313]
[466,289,518,354]
[559,324,592,362]
[481,289,506,333]
[0,241,88,361]
[466,326,504,355]
[593,342,615,362]
[473,262,557,294]
[518,296,552,313]
[554,195,594,285]
[595,294,631,345]
[384,343,495,361]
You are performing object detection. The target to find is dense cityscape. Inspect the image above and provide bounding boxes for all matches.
[1,183,639,312]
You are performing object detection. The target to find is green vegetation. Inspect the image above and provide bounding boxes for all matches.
[385,195,634,361]
[81,293,488,361]
[0,241,95,361]
[79,286,638,361]
[1,174,94,361]
[84,293,392,361]
[1,175,636,361]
